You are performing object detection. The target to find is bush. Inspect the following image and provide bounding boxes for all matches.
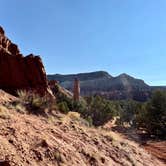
[58,102,70,113]
[72,100,87,114]
[17,90,57,115]
[67,111,80,120]
[84,96,117,126]
[137,91,166,137]
[116,90,166,138]
[116,100,141,127]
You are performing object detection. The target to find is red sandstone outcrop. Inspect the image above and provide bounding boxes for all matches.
[48,80,59,89]
[0,26,51,96]
[73,78,80,101]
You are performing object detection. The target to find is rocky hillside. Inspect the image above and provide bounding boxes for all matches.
[0,26,165,166]
[0,91,164,166]
[48,71,159,101]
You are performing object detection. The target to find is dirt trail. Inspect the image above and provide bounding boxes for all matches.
[111,126,166,164]
[143,141,166,163]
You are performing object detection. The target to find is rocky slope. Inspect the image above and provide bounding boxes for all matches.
[0,89,17,104]
[0,92,164,166]
[0,26,51,96]
[47,71,156,101]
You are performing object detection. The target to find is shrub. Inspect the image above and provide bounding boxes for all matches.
[72,100,87,115]
[84,96,117,126]
[0,105,10,119]
[61,111,81,125]
[58,102,69,114]
[116,100,141,127]
[137,91,166,137]
[115,90,166,138]
[17,90,57,115]
[67,111,80,120]
[85,116,93,126]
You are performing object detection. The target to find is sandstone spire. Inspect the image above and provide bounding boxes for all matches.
[73,78,80,101]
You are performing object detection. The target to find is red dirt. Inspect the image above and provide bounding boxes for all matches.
[0,90,17,104]
[111,125,166,165]
[0,90,164,166]
[0,106,164,165]
[143,141,166,163]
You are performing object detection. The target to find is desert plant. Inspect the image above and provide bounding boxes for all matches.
[58,102,70,114]
[67,111,80,120]
[0,105,10,119]
[17,90,57,115]
[84,96,117,126]
[137,91,166,137]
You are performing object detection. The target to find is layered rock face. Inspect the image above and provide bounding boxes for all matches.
[0,26,49,95]
[48,71,152,101]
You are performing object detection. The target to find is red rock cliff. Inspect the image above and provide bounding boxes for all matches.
[0,26,50,96]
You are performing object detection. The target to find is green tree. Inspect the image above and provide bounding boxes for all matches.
[144,91,166,137]
[117,100,141,127]
[85,96,117,126]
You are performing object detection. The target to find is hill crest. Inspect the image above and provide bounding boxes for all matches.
[47,71,155,101]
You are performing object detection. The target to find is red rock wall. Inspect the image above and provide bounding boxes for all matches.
[0,26,49,96]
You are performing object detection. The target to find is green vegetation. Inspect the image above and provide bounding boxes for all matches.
[136,91,166,137]
[15,88,166,138]
[115,91,166,138]
[83,91,166,138]
[53,84,87,115]
[57,102,69,113]
[115,100,141,127]
[84,96,117,126]
[56,93,118,126]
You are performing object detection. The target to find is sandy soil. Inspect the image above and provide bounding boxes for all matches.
[143,141,166,163]
[0,106,164,166]
[0,90,164,166]
[111,126,166,165]
[0,90,17,104]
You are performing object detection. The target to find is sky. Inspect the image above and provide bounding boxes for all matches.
[0,0,166,86]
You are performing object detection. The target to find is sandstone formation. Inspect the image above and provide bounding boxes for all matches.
[0,26,50,96]
[73,78,80,101]
[48,71,154,101]
[48,80,59,89]
[48,80,73,99]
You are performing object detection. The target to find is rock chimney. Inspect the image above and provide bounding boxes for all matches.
[73,78,80,101]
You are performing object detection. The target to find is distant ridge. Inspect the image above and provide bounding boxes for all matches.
[48,71,112,82]
[47,71,166,101]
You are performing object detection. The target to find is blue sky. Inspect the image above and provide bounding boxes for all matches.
[0,0,166,85]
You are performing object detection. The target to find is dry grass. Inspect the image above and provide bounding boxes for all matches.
[15,103,26,114]
[0,102,164,166]
[61,111,81,124]
[0,90,164,165]
[0,105,10,119]
[16,90,58,116]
